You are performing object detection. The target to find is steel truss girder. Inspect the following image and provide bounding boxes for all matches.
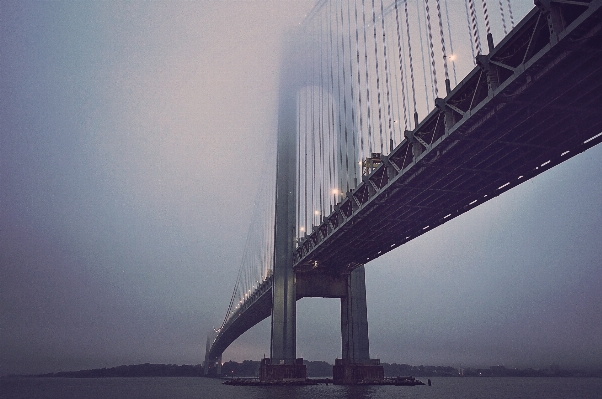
[293,0,602,273]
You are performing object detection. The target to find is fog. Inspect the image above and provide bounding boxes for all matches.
[1,0,601,375]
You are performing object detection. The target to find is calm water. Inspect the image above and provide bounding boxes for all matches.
[2,377,602,399]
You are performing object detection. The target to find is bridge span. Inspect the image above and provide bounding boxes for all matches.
[293,1,602,274]
[206,0,602,383]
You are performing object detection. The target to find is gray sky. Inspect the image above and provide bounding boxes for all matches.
[1,1,601,376]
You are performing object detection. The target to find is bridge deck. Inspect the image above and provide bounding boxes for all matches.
[209,1,602,361]
[294,0,602,273]
[207,277,272,360]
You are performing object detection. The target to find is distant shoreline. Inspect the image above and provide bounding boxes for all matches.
[5,361,602,379]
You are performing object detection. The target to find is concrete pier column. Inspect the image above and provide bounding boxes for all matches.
[203,335,211,375]
[335,265,383,384]
[203,354,222,376]
[216,355,222,375]
[270,32,299,365]
[270,255,296,363]
[203,334,219,375]
[340,265,370,362]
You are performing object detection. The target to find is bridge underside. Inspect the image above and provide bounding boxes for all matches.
[207,0,602,375]
[206,286,273,362]
[206,269,367,366]
[294,1,602,274]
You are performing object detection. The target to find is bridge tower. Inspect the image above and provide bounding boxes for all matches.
[266,30,306,381]
[203,334,221,376]
[265,27,383,384]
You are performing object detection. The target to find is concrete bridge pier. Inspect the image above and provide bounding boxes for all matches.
[216,355,222,375]
[262,40,307,382]
[203,354,222,376]
[341,265,370,362]
[334,265,384,384]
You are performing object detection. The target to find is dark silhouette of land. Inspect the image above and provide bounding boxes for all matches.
[33,363,204,378]
[17,361,601,379]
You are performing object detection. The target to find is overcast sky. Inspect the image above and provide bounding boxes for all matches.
[1,1,601,376]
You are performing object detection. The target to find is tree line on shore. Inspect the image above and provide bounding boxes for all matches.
[26,361,602,378]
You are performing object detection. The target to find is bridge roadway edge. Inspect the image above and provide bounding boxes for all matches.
[293,0,602,275]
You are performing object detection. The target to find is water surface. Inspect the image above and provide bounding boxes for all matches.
[2,376,601,399]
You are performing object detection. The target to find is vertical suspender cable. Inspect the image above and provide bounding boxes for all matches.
[395,0,409,132]
[405,1,418,127]
[334,1,349,195]
[354,0,362,185]
[468,0,482,56]
[506,0,514,29]
[304,87,308,234]
[380,0,393,152]
[324,3,328,217]
[424,0,439,99]
[303,24,316,238]
[415,0,431,111]
[297,91,301,241]
[266,164,273,279]
[435,0,449,86]
[303,24,309,237]
[336,0,343,199]
[481,0,491,36]
[299,28,304,237]
[310,14,322,228]
[336,0,342,196]
[464,0,476,63]
[327,0,334,215]
[325,4,330,220]
[329,0,337,209]
[444,0,457,84]
[498,0,507,35]
[326,0,332,216]
[323,4,328,216]
[319,11,325,224]
[371,0,383,154]
[363,0,373,156]
[348,0,357,190]
[317,12,322,221]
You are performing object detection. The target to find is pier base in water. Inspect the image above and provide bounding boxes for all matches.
[332,358,384,385]
[259,358,307,382]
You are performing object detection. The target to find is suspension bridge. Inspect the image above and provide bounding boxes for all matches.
[204,0,602,383]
